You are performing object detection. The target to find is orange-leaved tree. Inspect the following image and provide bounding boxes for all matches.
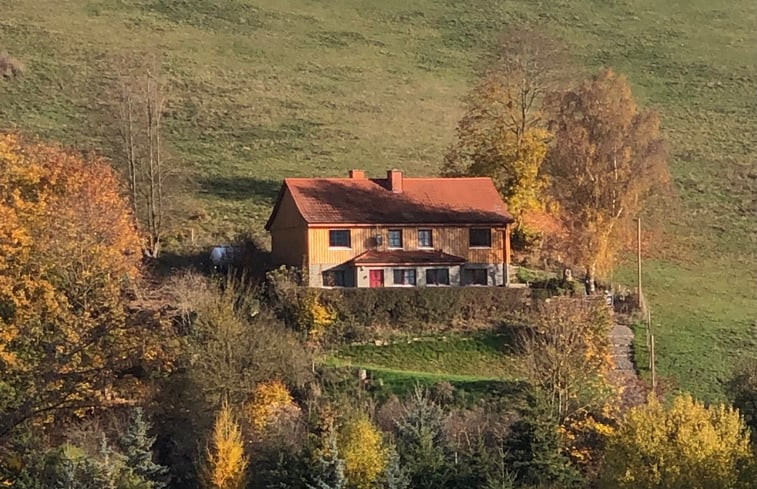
[545,69,669,291]
[0,132,145,439]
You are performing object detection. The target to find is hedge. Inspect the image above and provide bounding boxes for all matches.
[317,287,532,331]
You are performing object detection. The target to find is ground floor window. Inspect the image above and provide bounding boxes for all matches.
[393,268,416,286]
[425,268,450,285]
[323,269,346,287]
[464,268,487,285]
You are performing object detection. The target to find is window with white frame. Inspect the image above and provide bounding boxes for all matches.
[418,229,433,248]
[329,229,351,248]
[393,268,416,286]
[388,229,403,248]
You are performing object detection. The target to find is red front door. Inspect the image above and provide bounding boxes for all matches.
[369,269,384,288]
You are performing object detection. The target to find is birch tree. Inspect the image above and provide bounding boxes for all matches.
[545,69,669,291]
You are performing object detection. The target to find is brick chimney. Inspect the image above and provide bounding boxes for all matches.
[387,169,403,193]
[349,169,365,179]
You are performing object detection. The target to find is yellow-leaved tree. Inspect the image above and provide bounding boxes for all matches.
[443,28,570,224]
[338,415,388,489]
[0,132,152,440]
[202,401,249,489]
[601,394,755,489]
[245,379,300,436]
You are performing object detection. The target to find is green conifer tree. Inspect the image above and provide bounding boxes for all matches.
[119,408,168,489]
[307,431,347,489]
[378,446,409,489]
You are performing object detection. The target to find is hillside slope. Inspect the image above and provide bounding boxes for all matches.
[1,0,755,399]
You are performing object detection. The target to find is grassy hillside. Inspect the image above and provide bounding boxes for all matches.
[1,0,755,400]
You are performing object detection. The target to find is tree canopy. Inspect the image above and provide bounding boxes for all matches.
[545,69,669,286]
[0,132,146,438]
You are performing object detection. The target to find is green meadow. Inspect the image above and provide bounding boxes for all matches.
[1,0,755,400]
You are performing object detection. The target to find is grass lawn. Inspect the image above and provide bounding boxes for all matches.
[324,332,531,400]
[327,332,522,380]
[1,0,755,400]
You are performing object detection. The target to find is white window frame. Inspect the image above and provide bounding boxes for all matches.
[387,229,403,249]
[392,268,416,286]
[418,229,433,249]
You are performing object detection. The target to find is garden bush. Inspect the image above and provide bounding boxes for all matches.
[317,287,532,340]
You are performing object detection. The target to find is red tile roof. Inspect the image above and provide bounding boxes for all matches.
[350,249,467,266]
[265,174,513,229]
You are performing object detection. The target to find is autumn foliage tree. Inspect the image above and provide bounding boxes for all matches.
[0,133,150,439]
[601,394,755,489]
[338,416,388,489]
[517,297,616,421]
[444,29,569,221]
[202,401,249,489]
[545,69,669,290]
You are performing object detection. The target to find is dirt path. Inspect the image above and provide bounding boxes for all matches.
[610,321,647,408]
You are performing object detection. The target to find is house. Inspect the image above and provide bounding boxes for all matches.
[264,169,514,287]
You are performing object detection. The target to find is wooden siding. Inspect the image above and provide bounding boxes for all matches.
[307,225,506,265]
[268,188,308,267]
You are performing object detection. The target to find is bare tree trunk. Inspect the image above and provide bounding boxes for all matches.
[585,262,596,295]
[110,53,171,258]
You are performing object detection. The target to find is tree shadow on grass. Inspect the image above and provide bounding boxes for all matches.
[198,176,280,202]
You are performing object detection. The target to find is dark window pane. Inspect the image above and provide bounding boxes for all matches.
[426,268,449,285]
[418,229,433,248]
[323,269,346,286]
[464,268,487,285]
[393,268,416,285]
[393,269,402,284]
[469,228,491,247]
[329,230,351,247]
[388,229,403,248]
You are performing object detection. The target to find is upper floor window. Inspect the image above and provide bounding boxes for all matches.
[329,229,351,248]
[469,228,491,248]
[388,229,403,248]
[426,268,449,286]
[393,268,416,286]
[418,229,433,248]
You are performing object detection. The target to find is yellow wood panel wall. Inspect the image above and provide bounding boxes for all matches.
[307,226,506,265]
[269,189,309,267]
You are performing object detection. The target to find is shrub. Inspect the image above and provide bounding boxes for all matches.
[245,379,300,436]
[601,394,755,489]
[317,287,531,337]
[338,416,388,489]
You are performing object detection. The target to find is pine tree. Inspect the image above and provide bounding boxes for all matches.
[396,387,450,489]
[119,408,168,489]
[307,431,347,489]
[377,447,409,489]
[502,399,582,488]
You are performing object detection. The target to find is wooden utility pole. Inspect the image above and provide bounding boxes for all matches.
[650,332,656,394]
[636,217,642,309]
